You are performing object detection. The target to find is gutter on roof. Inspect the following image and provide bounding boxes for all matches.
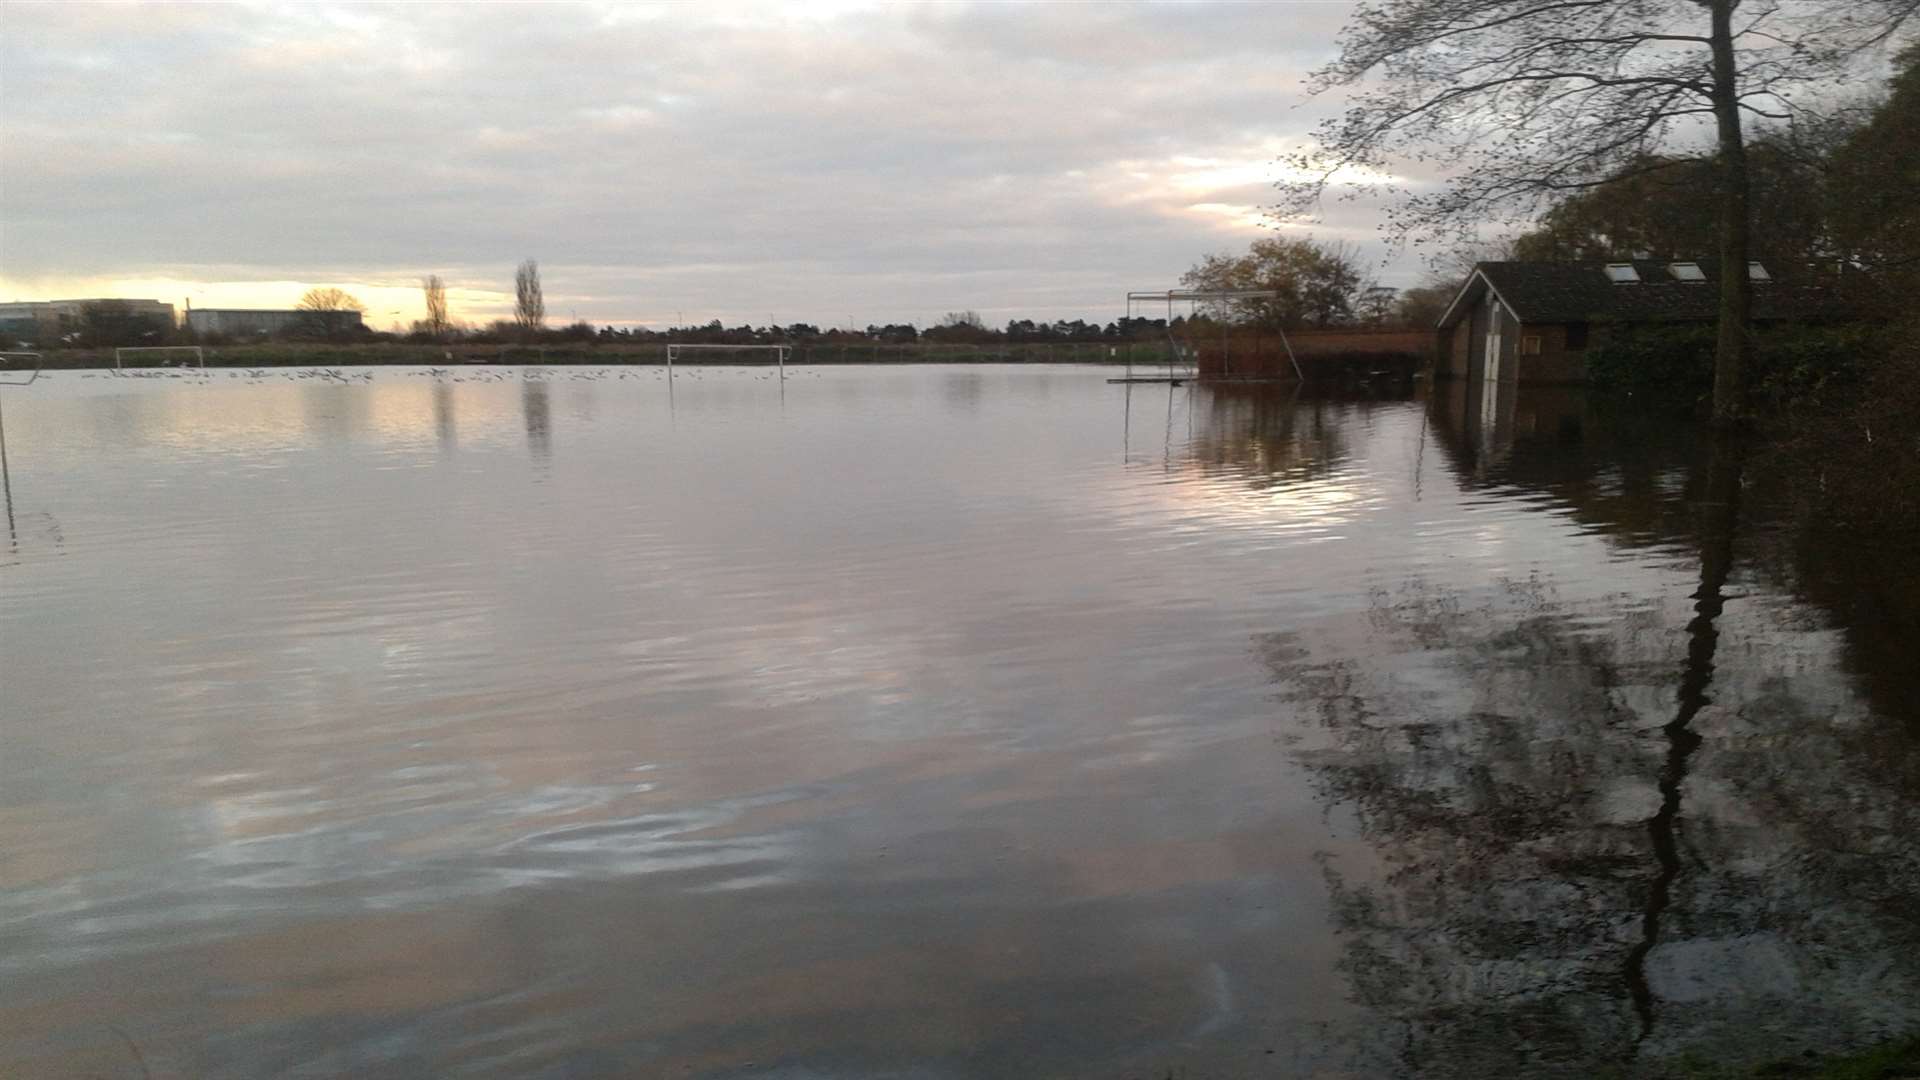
[1435,267,1522,329]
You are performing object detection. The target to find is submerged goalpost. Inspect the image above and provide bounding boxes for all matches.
[114,345,205,371]
[0,352,41,387]
[1121,289,1299,382]
[664,343,791,378]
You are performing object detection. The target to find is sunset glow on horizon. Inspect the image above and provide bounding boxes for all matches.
[1,2,1430,329]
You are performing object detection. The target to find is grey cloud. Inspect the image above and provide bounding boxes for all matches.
[1,1,1440,324]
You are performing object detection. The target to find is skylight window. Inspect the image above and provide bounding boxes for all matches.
[1748,261,1772,281]
[1605,263,1640,283]
[1669,261,1706,282]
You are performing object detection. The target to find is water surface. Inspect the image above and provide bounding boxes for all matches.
[2,366,1915,1077]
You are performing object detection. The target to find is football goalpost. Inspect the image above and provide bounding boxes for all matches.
[1119,289,1298,382]
[497,344,548,364]
[114,346,205,371]
[0,352,41,387]
[665,343,791,378]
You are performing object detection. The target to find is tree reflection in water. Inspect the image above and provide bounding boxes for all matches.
[1247,384,1920,1077]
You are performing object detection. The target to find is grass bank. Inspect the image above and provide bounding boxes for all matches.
[1667,1034,1920,1078]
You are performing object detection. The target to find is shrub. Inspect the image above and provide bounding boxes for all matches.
[1584,324,1717,405]
[1585,322,1891,412]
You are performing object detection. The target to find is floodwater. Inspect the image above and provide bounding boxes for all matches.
[0,365,1915,1078]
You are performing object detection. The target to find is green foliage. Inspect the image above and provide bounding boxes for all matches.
[1583,324,1718,404]
[1825,44,1920,315]
[1767,324,1920,547]
[1513,47,1920,320]
[1392,284,1454,329]
[1586,323,1892,411]
[76,300,175,348]
[1646,1034,1920,1078]
[1755,324,1889,409]
[1180,237,1365,330]
[1509,139,1835,268]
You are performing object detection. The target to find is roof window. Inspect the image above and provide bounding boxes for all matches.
[1605,263,1640,283]
[1668,261,1706,282]
[1748,261,1771,281]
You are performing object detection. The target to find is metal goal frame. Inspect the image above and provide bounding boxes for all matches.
[114,345,205,371]
[0,352,41,387]
[1122,289,1299,381]
[664,343,792,378]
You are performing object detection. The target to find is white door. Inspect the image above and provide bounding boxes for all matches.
[1482,296,1503,418]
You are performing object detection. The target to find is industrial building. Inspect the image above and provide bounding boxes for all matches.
[185,308,364,337]
[0,298,176,344]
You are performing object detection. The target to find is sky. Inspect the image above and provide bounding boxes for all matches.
[0,1,1423,331]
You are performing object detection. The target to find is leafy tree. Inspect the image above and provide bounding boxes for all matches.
[1509,140,1834,266]
[1356,285,1399,325]
[1825,44,1920,309]
[1392,284,1455,328]
[1279,0,1919,423]
[79,300,172,348]
[1180,236,1365,328]
[926,310,995,344]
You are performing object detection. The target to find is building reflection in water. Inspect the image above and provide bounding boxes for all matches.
[521,379,551,468]
[432,381,457,453]
[300,382,366,441]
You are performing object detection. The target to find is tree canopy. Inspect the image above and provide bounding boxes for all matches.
[295,286,365,340]
[1180,236,1366,329]
[1825,43,1920,297]
[1280,0,1918,420]
[295,287,363,313]
[1504,45,1919,316]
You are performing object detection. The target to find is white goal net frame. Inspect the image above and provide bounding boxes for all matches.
[665,343,791,377]
[1123,289,1297,381]
[497,344,548,364]
[115,345,205,371]
[0,352,42,387]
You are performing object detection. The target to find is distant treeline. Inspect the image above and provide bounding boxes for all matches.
[10,307,1418,354]
[31,340,1189,370]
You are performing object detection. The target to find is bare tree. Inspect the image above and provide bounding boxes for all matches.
[1279,0,1917,423]
[1357,285,1399,325]
[514,259,545,338]
[295,286,366,340]
[421,274,450,340]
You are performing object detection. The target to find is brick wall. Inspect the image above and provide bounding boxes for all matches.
[1444,322,1472,378]
[1437,321,1600,383]
[1194,328,1440,379]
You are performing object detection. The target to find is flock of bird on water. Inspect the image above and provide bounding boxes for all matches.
[65,366,813,385]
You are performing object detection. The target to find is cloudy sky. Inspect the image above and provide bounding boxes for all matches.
[0,1,1419,330]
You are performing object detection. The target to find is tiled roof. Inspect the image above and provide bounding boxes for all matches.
[1449,260,1814,326]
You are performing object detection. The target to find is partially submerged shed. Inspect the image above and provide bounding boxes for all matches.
[1435,259,1798,384]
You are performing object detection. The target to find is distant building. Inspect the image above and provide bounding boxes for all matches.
[1435,259,1798,384]
[0,298,176,344]
[185,308,364,337]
